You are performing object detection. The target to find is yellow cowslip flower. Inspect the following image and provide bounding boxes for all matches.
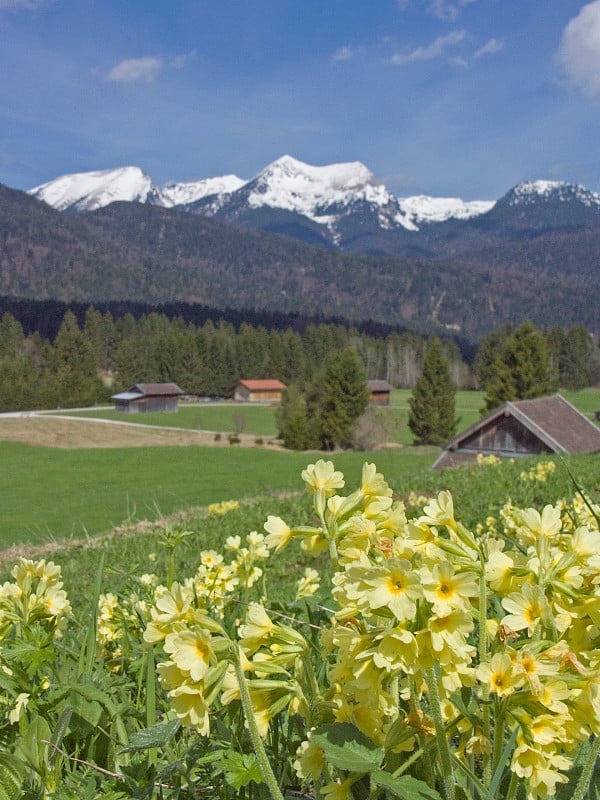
[519,505,562,544]
[296,568,320,599]
[321,777,357,800]
[502,584,551,635]
[485,545,516,595]
[8,692,29,724]
[359,462,393,498]
[419,490,457,531]
[421,561,478,615]
[372,626,419,674]
[512,648,559,695]
[511,743,570,799]
[338,516,378,563]
[43,585,72,618]
[294,736,325,782]
[427,608,475,658]
[264,515,293,553]
[164,627,217,682]
[238,603,276,652]
[530,713,570,747]
[168,682,211,735]
[477,653,517,697]
[362,558,422,621]
[465,732,492,756]
[302,460,345,493]
[224,535,241,551]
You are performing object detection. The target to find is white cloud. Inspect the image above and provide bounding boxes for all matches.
[557,1,600,96]
[428,0,477,21]
[106,57,163,84]
[391,30,466,64]
[474,38,504,58]
[332,45,356,62]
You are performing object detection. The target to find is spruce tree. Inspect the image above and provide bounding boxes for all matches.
[483,321,554,412]
[408,337,458,445]
[311,347,369,450]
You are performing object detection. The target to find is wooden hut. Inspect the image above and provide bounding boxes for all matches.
[368,380,393,405]
[233,379,286,402]
[111,383,184,413]
[433,394,600,469]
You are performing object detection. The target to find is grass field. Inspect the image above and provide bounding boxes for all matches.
[0,441,436,547]
[3,387,598,549]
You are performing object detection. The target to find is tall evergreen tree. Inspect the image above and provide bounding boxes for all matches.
[310,347,369,450]
[483,321,554,412]
[408,337,458,445]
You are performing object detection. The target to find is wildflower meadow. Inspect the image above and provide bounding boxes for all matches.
[1,457,600,800]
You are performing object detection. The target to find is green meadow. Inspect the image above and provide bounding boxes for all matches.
[4,388,598,549]
[0,441,435,547]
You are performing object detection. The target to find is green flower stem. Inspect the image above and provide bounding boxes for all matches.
[572,734,600,800]
[504,769,518,800]
[233,648,285,800]
[424,667,455,800]
[478,555,491,787]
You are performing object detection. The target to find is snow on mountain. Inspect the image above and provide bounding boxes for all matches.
[507,180,600,208]
[398,195,495,226]
[243,155,411,231]
[159,174,246,208]
[29,166,155,212]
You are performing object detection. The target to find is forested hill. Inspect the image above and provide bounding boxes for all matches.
[0,182,597,337]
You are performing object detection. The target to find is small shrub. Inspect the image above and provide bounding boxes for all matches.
[228,434,241,445]
[214,432,221,441]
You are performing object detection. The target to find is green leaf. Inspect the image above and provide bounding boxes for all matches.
[371,770,443,800]
[0,753,25,800]
[118,718,181,753]
[312,723,383,774]
[222,751,263,790]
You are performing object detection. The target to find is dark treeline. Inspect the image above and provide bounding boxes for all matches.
[0,304,596,412]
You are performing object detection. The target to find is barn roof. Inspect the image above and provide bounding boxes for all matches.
[433,394,600,469]
[111,383,183,400]
[131,383,184,397]
[368,380,393,392]
[237,379,286,391]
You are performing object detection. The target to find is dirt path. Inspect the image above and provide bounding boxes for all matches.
[0,415,282,449]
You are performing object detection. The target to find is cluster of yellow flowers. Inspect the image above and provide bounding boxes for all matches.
[475,453,501,467]
[520,459,557,483]
[97,574,157,664]
[0,558,71,725]
[0,558,71,640]
[208,499,240,516]
[143,461,600,800]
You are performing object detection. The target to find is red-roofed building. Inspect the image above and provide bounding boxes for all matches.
[233,379,286,402]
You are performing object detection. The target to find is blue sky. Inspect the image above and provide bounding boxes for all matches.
[1,0,599,199]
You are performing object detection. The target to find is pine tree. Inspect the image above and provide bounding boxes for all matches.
[408,337,458,445]
[276,385,312,450]
[311,347,370,450]
[483,321,554,412]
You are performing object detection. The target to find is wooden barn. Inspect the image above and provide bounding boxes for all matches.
[111,383,184,414]
[368,380,393,405]
[233,379,286,402]
[433,394,600,469]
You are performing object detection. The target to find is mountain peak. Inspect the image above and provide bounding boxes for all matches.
[29,166,154,212]
[506,179,600,208]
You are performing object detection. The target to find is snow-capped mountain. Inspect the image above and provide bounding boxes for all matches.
[158,174,246,208]
[29,166,157,212]
[27,155,496,234]
[26,158,600,256]
[397,195,495,227]
[506,180,600,208]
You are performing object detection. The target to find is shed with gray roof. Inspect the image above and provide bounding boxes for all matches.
[432,394,600,469]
